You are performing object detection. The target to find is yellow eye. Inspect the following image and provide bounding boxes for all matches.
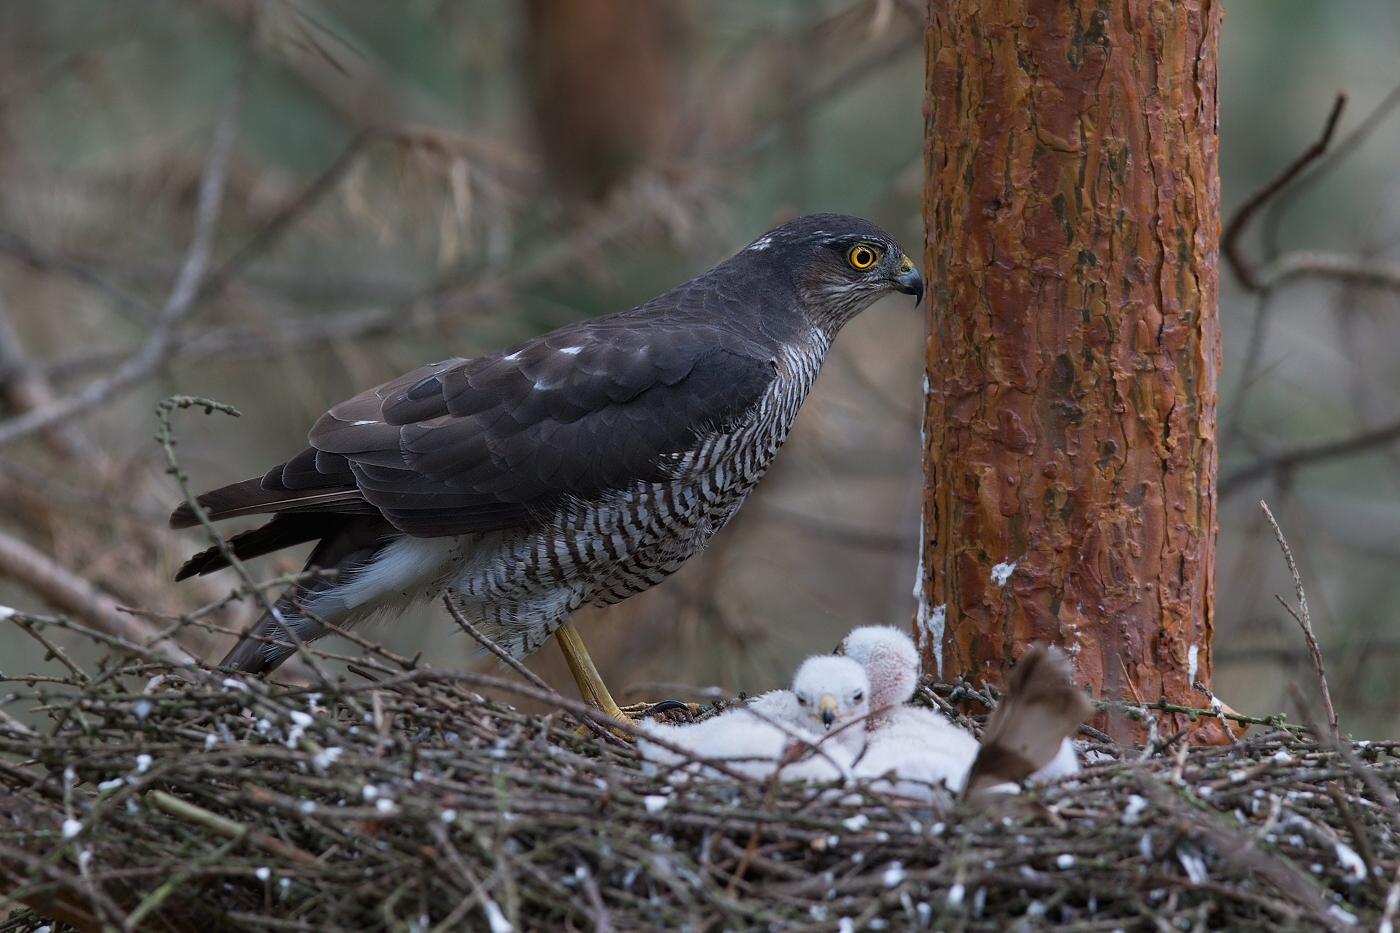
[847,244,879,270]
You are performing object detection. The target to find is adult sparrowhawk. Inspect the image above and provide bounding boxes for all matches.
[170,213,923,717]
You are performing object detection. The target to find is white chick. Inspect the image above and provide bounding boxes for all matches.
[841,626,978,800]
[775,655,870,781]
[637,655,870,784]
[841,626,1081,801]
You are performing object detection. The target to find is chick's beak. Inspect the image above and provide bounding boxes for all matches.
[818,693,838,729]
[893,254,924,305]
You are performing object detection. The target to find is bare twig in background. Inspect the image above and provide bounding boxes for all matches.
[0,289,91,459]
[0,227,157,327]
[1261,501,1338,739]
[1220,414,1400,496]
[0,530,194,665]
[156,395,339,689]
[1222,93,1346,292]
[1261,77,1400,260]
[0,38,251,449]
[201,126,380,298]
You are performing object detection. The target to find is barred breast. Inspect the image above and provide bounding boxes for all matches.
[449,331,832,659]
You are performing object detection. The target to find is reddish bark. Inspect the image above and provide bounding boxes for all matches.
[918,0,1226,742]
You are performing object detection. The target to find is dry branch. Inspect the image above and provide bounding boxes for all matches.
[1261,501,1338,739]
[0,40,250,450]
[0,530,194,665]
[1220,414,1400,496]
[1222,93,1346,292]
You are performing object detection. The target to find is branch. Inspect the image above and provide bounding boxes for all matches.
[0,289,92,459]
[1260,501,1338,740]
[0,227,157,327]
[1219,414,1400,496]
[0,41,251,449]
[200,126,379,297]
[0,530,195,665]
[1222,93,1346,292]
[1261,249,1400,290]
[1262,76,1400,260]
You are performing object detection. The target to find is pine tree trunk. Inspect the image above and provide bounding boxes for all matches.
[918,0,1225,742]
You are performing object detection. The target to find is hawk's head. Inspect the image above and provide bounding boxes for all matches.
[738,213,923,328]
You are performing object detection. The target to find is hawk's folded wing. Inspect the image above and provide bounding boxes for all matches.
[171,315,777,538]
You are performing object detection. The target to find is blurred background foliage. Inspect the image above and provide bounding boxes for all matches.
[0,0,1397,736]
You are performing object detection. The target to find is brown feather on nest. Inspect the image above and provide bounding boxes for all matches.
[964,644,1094,808]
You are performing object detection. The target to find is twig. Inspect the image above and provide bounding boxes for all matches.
[146,789,317,864]
[1260,501,1338,739]
[0,38,251,449]
[1093,696,1303,733]
[441,595,631,746]
[1381,864,1400,933]
[1220,415,1400,496]
[0,533,195,665]
[577,862,614,933]
[0,289,93,458]
[1262,77,1400,259]
[442,595,555,697]
[0,227,157,327]
[157,395,341,690]
[202,126,379,297]
[1222,93,1345,292]
[1325,782,1382,892]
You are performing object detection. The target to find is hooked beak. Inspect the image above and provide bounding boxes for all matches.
[818,693,838,729]
[893,254,924,306]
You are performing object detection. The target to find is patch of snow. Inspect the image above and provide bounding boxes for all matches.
[483,899,513,933]
[1122,794,1149,825]
[1178,850,1208,884]
[1336,842,1367,881]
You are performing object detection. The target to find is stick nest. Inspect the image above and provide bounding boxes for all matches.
[1,630,1398,933]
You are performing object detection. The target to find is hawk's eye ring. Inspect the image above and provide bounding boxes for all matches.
[847,244,879,270]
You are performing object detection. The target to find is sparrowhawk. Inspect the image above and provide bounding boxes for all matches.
[170,213,923,717]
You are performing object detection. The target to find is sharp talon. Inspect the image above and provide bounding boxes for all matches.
[647,699,693,720]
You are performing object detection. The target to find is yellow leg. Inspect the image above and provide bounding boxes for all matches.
[555,620,626,721]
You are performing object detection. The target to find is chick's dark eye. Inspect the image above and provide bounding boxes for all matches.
[797,696,808,706]
[853,692,863,702]
[847,244,879,270]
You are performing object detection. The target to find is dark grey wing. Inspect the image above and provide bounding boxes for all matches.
[308,320,776,537]
[166,360,459,530]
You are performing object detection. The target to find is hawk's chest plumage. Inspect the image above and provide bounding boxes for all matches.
[443,328,832,657]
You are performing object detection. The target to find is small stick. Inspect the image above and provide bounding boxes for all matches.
[1381,863,1400,933]
[1260,501,1338,739]
[1325,782,1382,893]
[577,862,614,933]
[1289,683,1400,834]
[443,595,555,697]
[147,789,317,865]
[1223,93,1346,291]
[442,597,637,748]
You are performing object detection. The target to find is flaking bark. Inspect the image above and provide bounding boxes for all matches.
[918,0,1223,742]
